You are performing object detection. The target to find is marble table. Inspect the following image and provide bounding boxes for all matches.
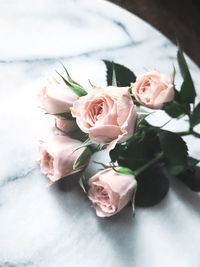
[0,0,200,266]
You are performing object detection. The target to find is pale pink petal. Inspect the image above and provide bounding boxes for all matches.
[38,135,90,182]
[87,168,137,217]
[88,125,122,144]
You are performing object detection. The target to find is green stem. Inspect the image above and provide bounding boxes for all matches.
[133,152,164,176]
[176,129,200,138]
[188,113,200,138]
[176,130,191,136]
[191,130,200,138]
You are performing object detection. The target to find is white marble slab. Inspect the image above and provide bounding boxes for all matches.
[0,1,200,267]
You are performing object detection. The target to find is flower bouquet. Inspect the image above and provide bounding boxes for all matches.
[37,46,200,217]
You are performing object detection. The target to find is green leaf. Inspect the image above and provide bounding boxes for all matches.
[79,175,88,193]
[165,164,185,175]
[158,130,188,172]
[190,102,200,127]
[110,126,161,172]
[135,166,169,207]
[74,139,104,153]
[73,147,92,169]
[187,156,199,167]
[166,155,199,175]
[56,71,87,97]
[60,63,82,86]
[177,45,191,80]
[180,74,196,104]
[164,101,185,118]
[174,88,181,101]
[112,64,117,86]
[164,87,191,118]
[177,46,196,103]
[164,101,190,118]
[103,60,136,86]
[177,166,200,192]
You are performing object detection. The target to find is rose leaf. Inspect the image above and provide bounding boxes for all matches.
[112,63,117,86]
[164,101,185,118]
[190,102,200,127]
[79,175,88,193]
[73,147,92,169]
[111,128,161,172]
[103,60,136,86]
[177,46,196,104]
[135,166,169,207]
[56,71,87,97]
[158,130,188,173]
[176,166,200,191]
[60,63,82,86]
[164,88,190,118]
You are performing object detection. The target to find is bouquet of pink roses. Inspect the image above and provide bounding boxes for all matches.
[37,46,200,217]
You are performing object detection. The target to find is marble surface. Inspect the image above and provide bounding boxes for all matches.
[0,0,200,266]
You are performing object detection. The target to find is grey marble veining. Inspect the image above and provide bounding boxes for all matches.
[0,1,200,267]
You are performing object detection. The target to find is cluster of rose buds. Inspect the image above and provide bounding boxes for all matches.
[37,69,174,217]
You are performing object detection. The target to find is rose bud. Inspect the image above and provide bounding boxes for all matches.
[71,86,137,149]
[55,117,78,134]
[88,168,137,217]
[131,70,174,109]
[38,79,78,114]
[38,135,91,182]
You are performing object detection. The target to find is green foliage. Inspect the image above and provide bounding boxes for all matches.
[190,102,200,127]
[165,46,197,120]
[177,45,196,103]
[103,60,136,86]
[56,69,87,97]
[164,101,186,118]
[158,130,188,174]
[135,166,169,207]
[110,123,161,173]
[60,63,82,86]
[187,156,199,167]
[111,63,117,86]
[177,166,200,192]
[164,89,190,118]
[73,147,92,169]
[79,175,88,193]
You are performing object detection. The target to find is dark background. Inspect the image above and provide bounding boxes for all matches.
[108,0,200,67]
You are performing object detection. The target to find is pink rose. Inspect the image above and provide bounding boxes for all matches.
[71,86,137,148]
[38,79,78,114]
[131,70,174,109]
[55,117,78,133]
[38,135,90,182]
[88,168,137,217]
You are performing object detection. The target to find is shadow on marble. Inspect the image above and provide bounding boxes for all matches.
[54,173,82,193]
[0,260,33,267]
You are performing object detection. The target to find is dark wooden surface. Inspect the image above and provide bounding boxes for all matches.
[107,0,200,67]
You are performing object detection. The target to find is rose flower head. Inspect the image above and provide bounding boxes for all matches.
[71,86,137,149]
[38,135,91,182]
[131,70,174,109]
[38,78,79,115]
[88,168,137,217]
